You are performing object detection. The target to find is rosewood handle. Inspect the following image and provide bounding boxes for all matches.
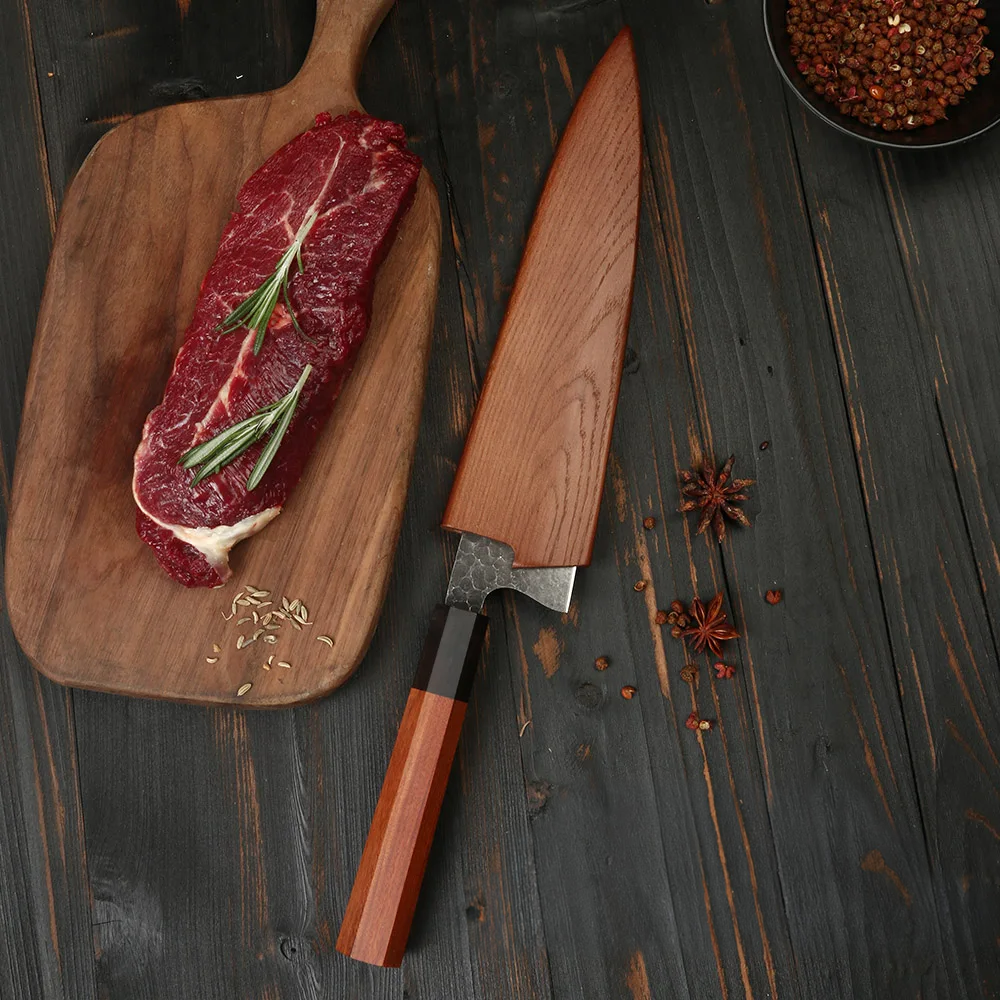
[336,605,488,967]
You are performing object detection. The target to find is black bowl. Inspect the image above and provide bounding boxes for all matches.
[764,0,1000,149]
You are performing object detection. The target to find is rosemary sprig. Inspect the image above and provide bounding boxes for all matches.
[180,365,312,489]
[217,208,319,354]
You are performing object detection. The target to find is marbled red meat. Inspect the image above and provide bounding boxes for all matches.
[133,111,421,587]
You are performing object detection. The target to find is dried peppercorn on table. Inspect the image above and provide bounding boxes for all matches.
[2,0,999,997]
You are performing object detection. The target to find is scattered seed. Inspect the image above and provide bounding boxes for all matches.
[252,628,264,641]
[282,597,291,610]
[212,643,222,654]
[594,656,610,671]
[621,685,637,699]
[714,662,736,679]
[633,580,647,592]
[519,719,532,737]
[246,596,261,606]
[759,440,770,451]
[222,610,234,621]
[236,598,251,607]
[289,599,301,612]
[206,656,219,664]
[237,682,252,697]
[258,601,272,607]
[267,655,274,665]
[680,664,698,684]
[277,661,292,669]
[698,718,714,731]
[654,609,668,626]
[265,624,281,631]
[263,635,278,644]
[642,516,656,530]
[765,589,783,605]
[262,663,271,670]
[262,613,272,625]
[236,635,245,649]
[237,617,251,625]
[685,712,701,731]
[290,620,302,631]
[252,611,259,624]
[298,603,309,620]
[317,635,334,647]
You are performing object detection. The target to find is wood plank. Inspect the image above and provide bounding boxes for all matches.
[0,1,95,998]
[421,3,710,996]
[613,0,965,994]
[27,0,313,200]
[348,4,554,994]
[788,110,1000,994]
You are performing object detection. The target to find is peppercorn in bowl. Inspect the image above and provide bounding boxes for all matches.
[765,0,1000,148]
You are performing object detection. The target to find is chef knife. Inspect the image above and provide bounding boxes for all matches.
[337,27,641,967]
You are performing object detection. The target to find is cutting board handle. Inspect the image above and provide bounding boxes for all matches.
[295,0,397,101]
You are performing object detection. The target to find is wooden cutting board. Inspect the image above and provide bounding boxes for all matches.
[4,0,441,706]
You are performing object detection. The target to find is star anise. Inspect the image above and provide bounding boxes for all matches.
[679,455,754,542]
[681,594,740,656]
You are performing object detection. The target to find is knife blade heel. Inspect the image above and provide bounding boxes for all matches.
[335,605,488,967]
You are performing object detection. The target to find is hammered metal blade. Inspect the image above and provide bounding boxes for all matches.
[444,533,576,615]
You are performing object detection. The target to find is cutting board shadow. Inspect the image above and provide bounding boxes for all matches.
[4,0,441,706]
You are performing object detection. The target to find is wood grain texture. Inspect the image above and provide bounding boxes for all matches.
[4,0,1000,996]
[0,3,95,998]
[337,688,468,967]
[5,0,442,705]
[441,27,641,569]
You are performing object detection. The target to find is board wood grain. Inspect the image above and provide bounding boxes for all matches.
[4,0,441,706]
[441,28,641,569]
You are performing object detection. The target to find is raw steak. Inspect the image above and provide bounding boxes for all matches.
[133,112,421,587]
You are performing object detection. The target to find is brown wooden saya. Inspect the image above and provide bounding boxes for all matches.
[338,28,642,968]
[442,27,642,568]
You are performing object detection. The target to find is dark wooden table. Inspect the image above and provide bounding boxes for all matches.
[3,0,1000,996]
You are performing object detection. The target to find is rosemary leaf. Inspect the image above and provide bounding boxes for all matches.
[217,208,319,355]
[180,364,312,489]
[247,365,311,490]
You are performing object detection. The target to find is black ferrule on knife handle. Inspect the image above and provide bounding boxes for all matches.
[411,604,489,703]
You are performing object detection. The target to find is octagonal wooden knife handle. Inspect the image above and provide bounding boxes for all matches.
[337,605,488,967]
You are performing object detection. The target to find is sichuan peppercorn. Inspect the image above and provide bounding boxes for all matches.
[786,0,993,131]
